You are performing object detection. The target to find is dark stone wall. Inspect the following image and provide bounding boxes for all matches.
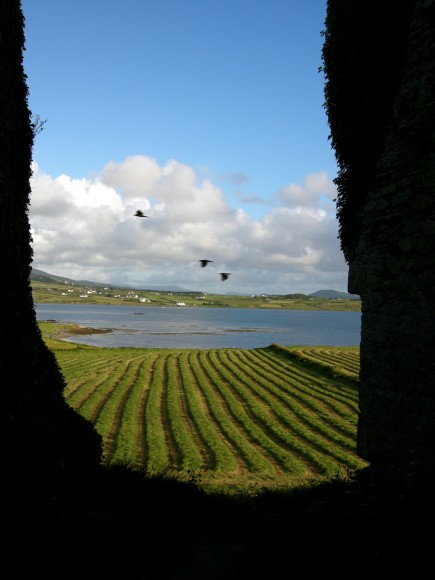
[348,0,435,468]
[1,0,102,478]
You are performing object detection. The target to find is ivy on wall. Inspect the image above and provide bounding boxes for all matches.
[321,0,416,262]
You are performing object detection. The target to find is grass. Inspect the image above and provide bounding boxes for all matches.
[31,279,362,311]
[5,320,431,576]
[39,321,366,494]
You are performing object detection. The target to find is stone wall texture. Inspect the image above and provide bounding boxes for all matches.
[348,0,435,468]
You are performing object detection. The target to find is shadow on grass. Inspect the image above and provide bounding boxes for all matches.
[5,461,434,578]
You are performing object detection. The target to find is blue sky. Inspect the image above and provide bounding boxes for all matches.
[21,0,348,295]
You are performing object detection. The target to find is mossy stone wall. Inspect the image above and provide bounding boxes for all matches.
[348,0,435,468]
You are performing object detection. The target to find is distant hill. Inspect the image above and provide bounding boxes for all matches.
[31,268,105,287]
[308,289,360,300]
[30,268,196,293]
[30,268,360,299]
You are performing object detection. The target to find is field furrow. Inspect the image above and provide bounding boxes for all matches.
[190,351,271,478]
[204,351,309,477]
[175,353,221,472]
[275,345,360,380]
[160,355,182,469]
[199,350,282,477]
[253,347,359,415]
[105,356,158,467]
[43,333,368,491]
[164,352,205,471]
[223,350,364,472]
[142,356,172,474]
[97,358,146,464]
[64,360,128,421]
[239,349,358,437]
[213,350,341,476]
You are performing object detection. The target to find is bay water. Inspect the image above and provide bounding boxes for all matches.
[35,303,361,349]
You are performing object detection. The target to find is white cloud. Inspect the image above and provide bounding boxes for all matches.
[277,171,336,210]
[28,157,348,294]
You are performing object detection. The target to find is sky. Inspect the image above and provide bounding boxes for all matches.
[21,0,348,296]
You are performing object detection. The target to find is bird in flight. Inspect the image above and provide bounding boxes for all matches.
[220,273,231,281]
[199,259,213,268]
[134,210,149,217]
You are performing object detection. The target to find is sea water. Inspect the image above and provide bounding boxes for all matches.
[35,303,361,349]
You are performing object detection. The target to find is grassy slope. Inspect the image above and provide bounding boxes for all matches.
[48,334,365,490]
[31,279,361,311]
[7,316,429,576]
[8,323,428,577]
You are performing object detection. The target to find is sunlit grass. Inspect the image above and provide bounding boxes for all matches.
[39,321,366,494]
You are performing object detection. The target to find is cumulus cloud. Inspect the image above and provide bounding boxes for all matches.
[28,157,347,294]
[277,171,337,212]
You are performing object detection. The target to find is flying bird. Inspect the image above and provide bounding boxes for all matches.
[220,273,231,281]
[134,210,148,217]
[199,259,213,268]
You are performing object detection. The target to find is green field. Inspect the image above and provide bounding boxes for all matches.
[31,279,361,311]
[40,321,365,493]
